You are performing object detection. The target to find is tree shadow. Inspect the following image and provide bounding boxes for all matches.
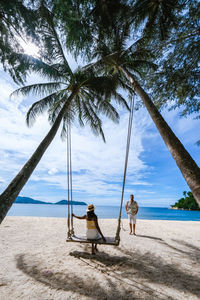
[136,234,163,241]
[117,247,200,297]
[15,253,161,300]
[69,250,129,267]
[135,233,200,265]
[71,241,200,298]
[171,239,200,262]
[15,241,200,300]
[155,238,200,264]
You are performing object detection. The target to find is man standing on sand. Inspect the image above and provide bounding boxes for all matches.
[125,194,139,235]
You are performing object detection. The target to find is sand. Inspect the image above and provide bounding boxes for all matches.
[0,216,200,300]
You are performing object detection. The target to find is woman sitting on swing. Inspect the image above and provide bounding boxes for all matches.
[72,204,106,254]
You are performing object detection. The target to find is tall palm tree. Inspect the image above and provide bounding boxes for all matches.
[0,8,129,223]
[86,22,200,206]
[0,60,128,224]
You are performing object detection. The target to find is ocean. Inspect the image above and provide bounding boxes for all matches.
[7,204,200,221]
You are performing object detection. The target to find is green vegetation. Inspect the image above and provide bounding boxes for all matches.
[172,192,200,211]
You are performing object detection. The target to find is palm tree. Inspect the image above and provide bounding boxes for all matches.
[0,65,127,224]
[86,21,200,206]
[0,8,129,223]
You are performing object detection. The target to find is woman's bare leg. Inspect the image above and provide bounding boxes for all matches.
[92,243,95,254]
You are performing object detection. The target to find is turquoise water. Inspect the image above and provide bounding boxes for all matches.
[7,204,200,221]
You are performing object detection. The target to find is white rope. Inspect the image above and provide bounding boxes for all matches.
[67,123,74,237]
[115,93,135,242]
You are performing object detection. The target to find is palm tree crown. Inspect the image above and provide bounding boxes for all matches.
[12,3,130,142]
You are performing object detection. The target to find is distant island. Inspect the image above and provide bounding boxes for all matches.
[171,191,200,211]
[15,196,87,206]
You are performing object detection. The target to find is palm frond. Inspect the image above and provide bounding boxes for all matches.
[38,4,73,76]
[0,0,39,83]
[26,91,58,127]
[127,59,157,70]
[60,109,76,140]
[9,53,65,81]
[74,95,85,128]
[111,91,130,111]
[118,77,134,95]
[81,98,105,142]
[132,0,179,40]
[96,100,119,123]
[11,82,63,98]
[48,93,69,124]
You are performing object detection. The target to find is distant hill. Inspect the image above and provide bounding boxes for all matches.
[15,196,52,204]
[15,196,87,206]
[55,200,87,206]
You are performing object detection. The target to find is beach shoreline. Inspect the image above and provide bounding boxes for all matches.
[8,204,200,221]
[1,216,200,299]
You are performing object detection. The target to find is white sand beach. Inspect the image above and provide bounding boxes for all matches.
[0,217,200,300]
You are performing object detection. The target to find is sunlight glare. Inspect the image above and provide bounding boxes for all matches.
[21,40,39,57]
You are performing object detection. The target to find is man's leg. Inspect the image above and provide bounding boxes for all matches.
[128,214,132,234]
[129,223,132,234]
[133,224,136,235]
[133,216,136,235]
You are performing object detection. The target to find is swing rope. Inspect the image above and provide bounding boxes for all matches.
[67,123,70,237]
[67,123,74,237]
[67,93,135,243]
[115,93,135,242]
[69,124,74,235]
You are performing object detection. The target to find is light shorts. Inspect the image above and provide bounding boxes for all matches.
[128,214,136,224]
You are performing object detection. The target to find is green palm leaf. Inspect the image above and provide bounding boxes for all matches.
[26,92,59,127]
[11,82,64,98]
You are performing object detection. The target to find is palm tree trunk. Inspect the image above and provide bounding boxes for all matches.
[120,66,200,206]
[0,93,75,224]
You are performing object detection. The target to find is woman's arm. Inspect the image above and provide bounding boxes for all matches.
[72,213,86,220]
[94,217,106,241]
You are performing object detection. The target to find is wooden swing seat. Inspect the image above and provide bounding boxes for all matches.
[66,235,119,246]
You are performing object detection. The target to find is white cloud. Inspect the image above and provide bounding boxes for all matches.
[48,168,59,175]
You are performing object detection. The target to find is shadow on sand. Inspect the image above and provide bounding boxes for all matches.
[15,238,200,300]
[136,234,163,241]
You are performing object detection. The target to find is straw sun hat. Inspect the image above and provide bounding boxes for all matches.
[87,204,96,212]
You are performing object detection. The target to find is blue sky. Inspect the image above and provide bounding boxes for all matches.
[0,59,199,208]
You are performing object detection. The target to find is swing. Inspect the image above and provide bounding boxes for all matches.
[66,94,135,246]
